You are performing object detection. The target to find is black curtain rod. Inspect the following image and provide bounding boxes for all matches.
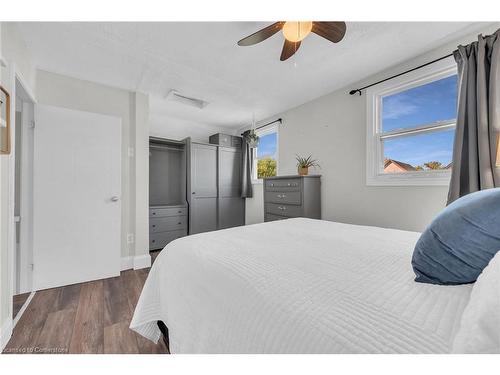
[349,53,454,96]
[242,118,282,135]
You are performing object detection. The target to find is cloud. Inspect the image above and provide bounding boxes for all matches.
[382,95,419,120]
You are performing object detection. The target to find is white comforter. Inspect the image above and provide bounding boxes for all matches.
[130,218,473,353]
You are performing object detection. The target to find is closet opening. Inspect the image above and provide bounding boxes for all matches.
[149,137,188,254]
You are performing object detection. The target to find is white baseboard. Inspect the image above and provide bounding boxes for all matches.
[121,254,151,271]
[13,291,35,328]
[133,254,151,270]
[1,315,13,352]
[121,256,134,271]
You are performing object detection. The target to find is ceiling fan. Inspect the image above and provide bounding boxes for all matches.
[237,21,347,61]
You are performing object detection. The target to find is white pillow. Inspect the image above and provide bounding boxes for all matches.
[452,251,500,353]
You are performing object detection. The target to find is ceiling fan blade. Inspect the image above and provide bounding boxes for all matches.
[237,22,285,46]
[280,40,301,61]
[311,21,347,43]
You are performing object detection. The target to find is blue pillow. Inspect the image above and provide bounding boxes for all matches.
[412,188,500,285]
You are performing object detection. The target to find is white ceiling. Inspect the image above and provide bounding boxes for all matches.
[17,22,492,130]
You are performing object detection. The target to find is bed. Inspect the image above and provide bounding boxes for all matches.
[130,218,473,353]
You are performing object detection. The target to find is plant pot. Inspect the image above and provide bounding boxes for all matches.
[298,166,309,176]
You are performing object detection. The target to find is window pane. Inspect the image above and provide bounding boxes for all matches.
[256,132,277,178]
[382,75,457,132]
[257,132,277,158]
[382,129,454,173]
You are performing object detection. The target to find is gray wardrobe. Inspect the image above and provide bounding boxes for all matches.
[186,137,245,235]
[149,135,245,249]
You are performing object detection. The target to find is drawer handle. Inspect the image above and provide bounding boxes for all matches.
[152,240,156,243]
[178,222,182,225]
[277,194,287,199]
[287,183,291,186]
[178,210,182,213]
[152,212,156,215]
[152,225,156,228]
[278,206,287,210]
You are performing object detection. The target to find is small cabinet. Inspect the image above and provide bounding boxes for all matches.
[149,205,187,250]
[263,175,321,222]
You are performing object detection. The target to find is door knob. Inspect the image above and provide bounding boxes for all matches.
[111,196,119,202]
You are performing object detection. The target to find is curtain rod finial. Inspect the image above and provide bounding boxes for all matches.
[349,89,362,96]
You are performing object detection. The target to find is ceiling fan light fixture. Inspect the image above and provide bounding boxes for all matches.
[282,21,313,43]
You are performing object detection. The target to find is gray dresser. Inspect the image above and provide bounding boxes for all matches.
[263,175,321,222]
[149,204,188,250]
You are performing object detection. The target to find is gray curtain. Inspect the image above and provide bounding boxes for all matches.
[447,29,500,204]
[241,131,253,198]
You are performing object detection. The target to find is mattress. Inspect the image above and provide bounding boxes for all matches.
[130,218,473,353]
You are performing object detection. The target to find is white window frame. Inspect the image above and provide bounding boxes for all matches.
[366,58,457,186]
[252,122,280,183]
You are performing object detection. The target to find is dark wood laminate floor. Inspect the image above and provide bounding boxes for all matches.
[3,250,168,354]
[13,293,31,319]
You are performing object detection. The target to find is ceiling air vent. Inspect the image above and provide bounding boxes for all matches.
[165,90,209,109]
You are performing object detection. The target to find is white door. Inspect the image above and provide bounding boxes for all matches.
[33,105,121,290]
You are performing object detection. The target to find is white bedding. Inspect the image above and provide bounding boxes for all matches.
[130,218,473,353]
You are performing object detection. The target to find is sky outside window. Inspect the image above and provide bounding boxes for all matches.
[257,132,277,159]
[381,75,457,168]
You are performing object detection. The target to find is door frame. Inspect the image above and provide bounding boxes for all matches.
[15,73,36,295]
[1,63,37,350]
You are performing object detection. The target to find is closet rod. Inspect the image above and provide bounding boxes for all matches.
[348,53,454,96]
[150,145,184,152]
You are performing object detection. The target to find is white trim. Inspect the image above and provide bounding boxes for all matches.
[366,58,457,187]
[0,55,6,67]
[15,69,37,104]
[1,291,35,351]
[0,315,13,352]
[121,256,134,271]
[121,255,151,271]
[133,254,151,270]
[379,120,455,139]
[13,291,35,327]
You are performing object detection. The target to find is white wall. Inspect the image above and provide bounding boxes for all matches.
[245,24,500,233]
[1,23,36,91]
[150,113,236,143]
[133,92,150,263]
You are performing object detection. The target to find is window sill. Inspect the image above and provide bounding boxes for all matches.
[366,171,451,187]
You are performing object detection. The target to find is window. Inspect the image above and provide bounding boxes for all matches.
[366,59,458,186]
[253,124,279,181]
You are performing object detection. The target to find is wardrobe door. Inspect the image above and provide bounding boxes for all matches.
[218,147,245,229]
[189,143,218,234]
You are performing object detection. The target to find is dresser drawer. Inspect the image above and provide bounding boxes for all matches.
[150,216,187,232]
[265,178,301,191]
[264,191,301,205]
[265,213,289,222]
[150,206,187,218]
[150,229,186,250]
[266,203,303,218]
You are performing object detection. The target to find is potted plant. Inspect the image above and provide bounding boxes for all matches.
[244,129,259,148]
[296,155,320,176]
